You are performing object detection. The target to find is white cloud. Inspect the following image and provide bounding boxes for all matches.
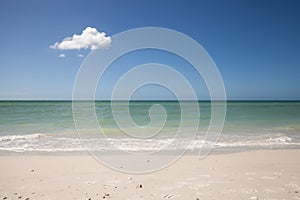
[50,27,111,50]
[58,53,66,58]
[77,54,84,58]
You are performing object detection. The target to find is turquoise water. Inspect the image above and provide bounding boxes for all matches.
[0,101,300,152]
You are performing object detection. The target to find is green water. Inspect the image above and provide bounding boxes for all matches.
[0,101,299,152]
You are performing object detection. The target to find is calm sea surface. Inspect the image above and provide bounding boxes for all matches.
[0,101,299,153]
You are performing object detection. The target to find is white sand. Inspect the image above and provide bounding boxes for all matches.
[0,149,300,200]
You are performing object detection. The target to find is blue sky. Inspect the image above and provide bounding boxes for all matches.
[0,0,299,100]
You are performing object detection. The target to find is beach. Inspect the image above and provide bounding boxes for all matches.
[0,101,300,199]
[1,0,300,199]
[1,149,299,200]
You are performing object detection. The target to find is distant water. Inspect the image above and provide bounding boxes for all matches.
[0,101,299,153]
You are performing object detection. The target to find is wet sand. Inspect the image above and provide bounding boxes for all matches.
[0,149,300,200]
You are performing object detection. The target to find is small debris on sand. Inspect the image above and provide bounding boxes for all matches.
[102,193,110,199]
[162,194,173,198]
[136,184,143,188]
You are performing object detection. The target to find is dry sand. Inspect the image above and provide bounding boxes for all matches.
[0,149,300,200]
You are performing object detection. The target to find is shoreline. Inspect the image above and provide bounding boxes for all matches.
[1,149,300,199]
[1,146,300,156]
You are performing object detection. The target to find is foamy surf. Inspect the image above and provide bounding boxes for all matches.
[0,133,299,153]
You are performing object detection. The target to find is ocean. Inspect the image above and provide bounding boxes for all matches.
[0,101,299,153]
